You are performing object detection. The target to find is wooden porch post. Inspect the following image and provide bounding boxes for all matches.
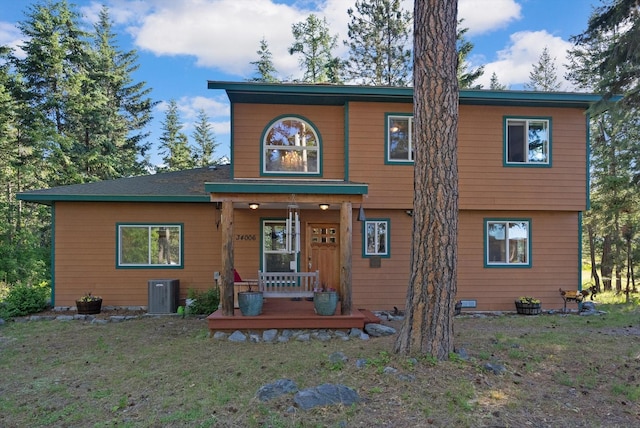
[340,201,353,315]
[220,200,235,316]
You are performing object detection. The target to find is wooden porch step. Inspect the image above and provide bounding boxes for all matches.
[358,308,381,324]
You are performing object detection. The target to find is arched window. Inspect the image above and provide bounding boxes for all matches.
[262,116,321,175]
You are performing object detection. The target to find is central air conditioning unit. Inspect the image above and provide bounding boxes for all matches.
[148,279,180,314]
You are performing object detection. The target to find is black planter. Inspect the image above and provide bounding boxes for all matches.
[515,301,541,315]
[76,299,102,315]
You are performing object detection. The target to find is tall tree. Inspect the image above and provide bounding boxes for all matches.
[344,0,413,86]
[394,0,459,359]
[572,0,640,107]
[248,37,279,83]
[192,109,218,167]
[457,22,484,89]
[289,14,339,83]
[489,72,507,90]
[525,46,561,91]
[158,100,194,171]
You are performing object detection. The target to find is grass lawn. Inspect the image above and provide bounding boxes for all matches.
[1,297,640,427]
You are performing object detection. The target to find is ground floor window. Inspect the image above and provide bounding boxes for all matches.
[363,219,390,257]
[485,219,531,267]
[262,220,297,271]
[117,224,183,268]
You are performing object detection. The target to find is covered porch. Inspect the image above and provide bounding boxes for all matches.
[205,179,369,327]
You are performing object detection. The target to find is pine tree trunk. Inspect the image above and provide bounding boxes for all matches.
[394,0,459,359]
[587,224,600,291]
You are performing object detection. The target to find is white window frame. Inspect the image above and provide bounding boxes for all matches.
[386,114,414,163]
[505,117,551,166]
[485,219,531,267]
[117,224,183,268]
[364,219,390,258]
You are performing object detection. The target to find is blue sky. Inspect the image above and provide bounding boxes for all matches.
[0,0,601,167]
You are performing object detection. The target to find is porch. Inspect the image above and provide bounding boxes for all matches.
[207,298,380,332]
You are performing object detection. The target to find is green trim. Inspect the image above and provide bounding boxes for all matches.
[205,181,368,195]
[50,204,56,306]
[585,113,591,210]
[384,112,414,165]
[259,114,322,177]
[207,80,606,108]
[578,212,583,291]
[230,103,236,179]
[16,194,210,204]
[361,218,391,258]
[483,218,532,268]
[344,102,349,181]
[503,116,553,168]
[116,223,185,269]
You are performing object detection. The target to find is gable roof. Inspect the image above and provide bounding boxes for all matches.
[17,166,231,204]
[207,81,605,109]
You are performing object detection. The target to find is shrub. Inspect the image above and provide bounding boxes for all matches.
[186,287,220,315]
[0,282,50,318]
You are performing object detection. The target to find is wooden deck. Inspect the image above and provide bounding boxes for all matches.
[207,298,380,332]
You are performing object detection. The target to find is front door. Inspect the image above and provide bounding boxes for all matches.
[307,223,340,292]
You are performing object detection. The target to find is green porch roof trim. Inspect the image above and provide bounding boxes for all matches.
[205,181,368,195]
[207,81,605,108]
[17,166,231,204]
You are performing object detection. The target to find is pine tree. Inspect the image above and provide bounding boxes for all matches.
[289,14,339,83]
[192,109,218,167]
[525,46,561,91]
[158,100,194,171]
[344,0,412,86]
[489,72,507,90]
[248,37,279,83]
[457,23,484,89]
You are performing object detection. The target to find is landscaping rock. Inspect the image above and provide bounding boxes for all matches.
[256,379,299,402]
[262,329,278,343]
[328,352,348,365]
[55,315,74,321]
[228,330,247,342]
[484,362,507,375]
[293,384,360,410]
[212,331,228,340]
[295,333,310,342]
[364,323,396,337]
[355,358,367,368]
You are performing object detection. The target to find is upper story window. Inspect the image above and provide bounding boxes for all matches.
[485,219,531,267]
[505,117,551,166]
[262,115,321,175]
[118,224,183,268]
[386,113,414,163]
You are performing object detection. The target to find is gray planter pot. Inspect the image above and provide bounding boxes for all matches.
[313,291,338,316]
[238,291,263,316]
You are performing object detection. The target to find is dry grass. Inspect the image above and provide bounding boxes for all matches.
[1,303,640,427]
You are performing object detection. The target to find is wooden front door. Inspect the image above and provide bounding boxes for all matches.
[307,223,340,292]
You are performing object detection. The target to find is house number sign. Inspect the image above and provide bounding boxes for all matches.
[236,234,256,241]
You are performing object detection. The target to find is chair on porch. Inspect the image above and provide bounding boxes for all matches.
[233,269,258,308]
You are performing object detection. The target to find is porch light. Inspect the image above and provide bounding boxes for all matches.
[319,203,330,210]
[357,205,366,222]
[249,203,260,210]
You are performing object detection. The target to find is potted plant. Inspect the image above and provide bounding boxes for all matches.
[76,292,103,315]
[515,296,541,315]
[237,282,263,316]
[313,285,338,316]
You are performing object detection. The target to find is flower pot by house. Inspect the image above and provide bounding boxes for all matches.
[76,299,102,315]
[313,291,338,316]
[515,301,541,315]
[237,291,263,316]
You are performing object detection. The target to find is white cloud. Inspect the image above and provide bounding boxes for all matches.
[458,0,522,35]
[477,30,574,90]
[0,22,25,58]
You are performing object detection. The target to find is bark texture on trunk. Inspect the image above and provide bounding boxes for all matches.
[394,0,459,359]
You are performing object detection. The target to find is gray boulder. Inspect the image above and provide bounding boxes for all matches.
[364,323,397,337]
[256,379,299,402]
[294,384,360,410]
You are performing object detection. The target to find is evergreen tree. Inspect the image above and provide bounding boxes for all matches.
[192,109,218,167]
[289,14,339,83]
[158,100,194,171]
[344,0,412,86]
[248,37,279,83]
[525,46,561,91]
[489,72,507,90]
[457,23,484,89]
[573,0,640,106]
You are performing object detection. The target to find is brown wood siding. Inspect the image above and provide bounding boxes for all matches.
[232,104,345,179]
[53,202,220,306]
[347,102,588,211]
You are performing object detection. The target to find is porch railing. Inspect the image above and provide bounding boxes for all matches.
[258,270,320,298]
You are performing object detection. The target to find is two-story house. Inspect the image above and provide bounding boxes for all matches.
[18,82,600,318]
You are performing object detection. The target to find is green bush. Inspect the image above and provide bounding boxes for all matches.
[186,287,220,315]
[0,282,50,318]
